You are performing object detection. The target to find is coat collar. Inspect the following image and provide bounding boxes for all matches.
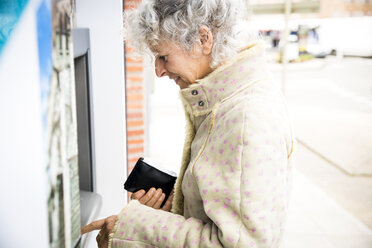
[179,41,268,118]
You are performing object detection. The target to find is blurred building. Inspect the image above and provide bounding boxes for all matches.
[248,0,372,17]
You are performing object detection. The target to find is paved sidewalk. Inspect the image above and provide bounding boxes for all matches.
[282,154,372,248]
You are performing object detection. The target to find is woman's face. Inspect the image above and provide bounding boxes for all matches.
[153,41,213,89]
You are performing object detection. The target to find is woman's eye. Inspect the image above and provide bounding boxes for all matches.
[159,56,167,61]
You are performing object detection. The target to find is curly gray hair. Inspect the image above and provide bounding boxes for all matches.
[125,0,256,68]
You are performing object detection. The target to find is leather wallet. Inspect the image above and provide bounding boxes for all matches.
[124,157,177,199]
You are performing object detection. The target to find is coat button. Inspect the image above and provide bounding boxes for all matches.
[191,90,198,95]
[198,101,204,107]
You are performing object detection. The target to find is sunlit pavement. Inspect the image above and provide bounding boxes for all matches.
[148,56,372,247]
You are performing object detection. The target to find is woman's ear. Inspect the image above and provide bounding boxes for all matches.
[199,26,213,55]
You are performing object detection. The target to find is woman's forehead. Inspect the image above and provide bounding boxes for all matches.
[151,40,182,54]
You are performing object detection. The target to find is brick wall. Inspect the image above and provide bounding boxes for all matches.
[124,0,147,175]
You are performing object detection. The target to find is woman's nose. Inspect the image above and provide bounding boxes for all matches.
[155,57,168,77]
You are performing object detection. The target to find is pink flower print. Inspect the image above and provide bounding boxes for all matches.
[205,156,209,162]
[224,139,227,144]
[234,157,239,164]
[114,241,118,247]
[233,211,238,217]
[226,197,232,204]
[244,191,251,197]
[229,144,234,151]
[162,236,168,241]
[211,162,215,167]
[230,166,235,173]
[129,219,134,223]
[223,78,228,83]
[120,222,124,227]
[120,231,124,236]
[141,227,146,232]
[195,176,199,181]
[121,240,125,245]
[219,87,225,92]
[215,187,219,193]
[227,237,234,243]
[243,141,249,146]
[214,199,220,203]
[225,119,230,126]
[204,199,209,205]
[214,93,218,99]
[223,203,229,208]
[133,229,138,234]
[219,149,224,154]
[202,189,208,195]
[224,70,230,75]
[213,80,218,84]
[244,214,250,221]
[250,228,256,233]
[211,145,214,151]
[239,66,244,72]
[216,172,221,177]
[208,88,213,93]
[209,181,213,186]
[141,218,146,222]
[156,236,160,242]
[173,233,177,239]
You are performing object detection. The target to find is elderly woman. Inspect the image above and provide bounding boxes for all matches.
[82,0,295,247]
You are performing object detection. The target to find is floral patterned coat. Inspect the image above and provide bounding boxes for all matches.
[109,41,295,248]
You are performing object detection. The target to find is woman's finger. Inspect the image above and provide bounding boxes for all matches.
[131,189,146,200]
[138,188,156,205]
[145,188,162,207]
[161,189,174,212]
[152,193,166,209]
[81,219,105,234]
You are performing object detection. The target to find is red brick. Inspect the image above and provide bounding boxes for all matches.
[127,94,143,102]
[127,76,143,83]
[127,112,143,119]
[127,66,143,72]
[127,104,144,109]
[127,129,144,136]
[128,147,144,154]
[127,120,144,127]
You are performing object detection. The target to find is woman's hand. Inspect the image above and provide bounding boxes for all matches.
[131,188,174,211]
[81,215,118,248]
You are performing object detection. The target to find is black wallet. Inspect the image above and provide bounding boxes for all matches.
[124,157,177,200]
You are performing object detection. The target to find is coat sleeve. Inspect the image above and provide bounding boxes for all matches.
[108,97,294,248]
